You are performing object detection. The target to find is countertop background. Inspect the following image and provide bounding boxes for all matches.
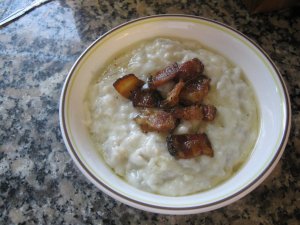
[0,0,299,224]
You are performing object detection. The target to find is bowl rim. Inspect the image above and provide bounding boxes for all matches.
[59,14,291,214]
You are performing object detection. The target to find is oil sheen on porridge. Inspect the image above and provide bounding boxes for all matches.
[86,38,258,196]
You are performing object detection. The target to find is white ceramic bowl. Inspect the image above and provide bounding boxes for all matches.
[59,15,291,214]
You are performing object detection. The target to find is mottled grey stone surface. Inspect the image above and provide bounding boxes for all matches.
[0,0,299,224]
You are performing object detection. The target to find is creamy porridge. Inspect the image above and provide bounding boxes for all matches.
[85,38,258,196]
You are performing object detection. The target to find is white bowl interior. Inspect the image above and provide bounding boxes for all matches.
[60,16,289,214]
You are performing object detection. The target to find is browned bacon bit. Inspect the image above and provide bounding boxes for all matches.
[161,80,185,108]
[202,104,217,121]
[179,76,211,105]
[167,134,214,159]
[130,88,162,108]
[172,105,217,121]
[177,58,205,81]
[113,74,145,99]
[134,110,178,133]
[172,105,204,120]
[149,63,179,88]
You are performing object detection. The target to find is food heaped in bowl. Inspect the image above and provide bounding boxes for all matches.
[59,15,291,214]
[86,38,258,196]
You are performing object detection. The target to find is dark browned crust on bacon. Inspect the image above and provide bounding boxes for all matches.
[149,63,179,88]
[179,76,211,105]
[130,88,162,108]
[172,104,217,121]
[172,105,204,120]
[167,134,214,159]
[177,58,204,81]
[113,74,145,99]
[134,110,178,133]
[149,59,205,88]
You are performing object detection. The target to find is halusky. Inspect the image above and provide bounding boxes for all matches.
[86,38,258,196]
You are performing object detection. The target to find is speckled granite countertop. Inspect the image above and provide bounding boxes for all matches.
[0,0,299,224]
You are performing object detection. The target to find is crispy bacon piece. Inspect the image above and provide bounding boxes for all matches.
[134,110,178,133]
[172,105,217,121]
[179,76,210,105]
[167,134,214,159]
[161,80,185,108]
[113,74,145,99]
[202,105,217,121]
[177,58,204,81]
[149,63,179,88]
[149,59,205,88]
[172,105,203,120]
[130,88,162,108]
